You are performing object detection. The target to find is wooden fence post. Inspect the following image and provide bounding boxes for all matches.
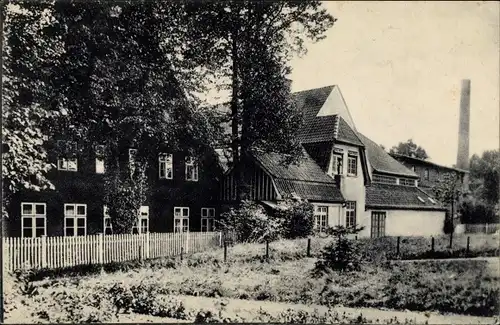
[431,236,435,252]
[219,231,223,247]
[396,236,401,256]
[41,235,47,268]
[180,246,184,261]
[466,236,470,254]
[145,232,150,259]
[98,233,104,265]
[307,238,311,257]
[265,240,269,259]
[224,240,227,262]
[186,231,190,254]
[449,232,453,249]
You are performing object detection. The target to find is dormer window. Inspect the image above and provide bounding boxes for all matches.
[330,148,344,176]
[347,151,358,177]
[185,156,198,181]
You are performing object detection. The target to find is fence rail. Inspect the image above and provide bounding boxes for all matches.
[3,231,225,272]
[463,223,500,234]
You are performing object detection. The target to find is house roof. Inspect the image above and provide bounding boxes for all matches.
[389,153,469,174]
[356,132,419,178]
[366,183,447,211]
[250,149,344,202]
[302,141,334,170]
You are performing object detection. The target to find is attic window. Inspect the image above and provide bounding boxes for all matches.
[428,197,436,204]
[417,196,425,203]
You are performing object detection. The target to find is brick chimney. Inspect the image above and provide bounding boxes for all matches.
[456,79,471,170]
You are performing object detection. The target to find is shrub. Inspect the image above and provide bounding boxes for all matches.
[314,226,364,275]
[219,201,283,243]
[459,198,499,224]
[275,199,315,239]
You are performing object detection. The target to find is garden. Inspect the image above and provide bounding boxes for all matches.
[3,200,499,323]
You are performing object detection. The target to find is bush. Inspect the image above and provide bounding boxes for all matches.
[275,199,315,239]
[460,198,499,224]
[314,226,364,275]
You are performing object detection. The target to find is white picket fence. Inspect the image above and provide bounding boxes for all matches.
[3,231,229,272]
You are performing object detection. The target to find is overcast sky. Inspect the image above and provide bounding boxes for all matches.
[290,1,499,166]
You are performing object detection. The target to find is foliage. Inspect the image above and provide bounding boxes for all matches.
[389,139,429,160]
[459,197,499,224]
[314,226,364,274]
[469,149,500,206]
[219,201,283,243]
[275,199,315,239]
[432,173,463,234]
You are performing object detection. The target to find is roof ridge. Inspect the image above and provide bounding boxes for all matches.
[292,84,335,95]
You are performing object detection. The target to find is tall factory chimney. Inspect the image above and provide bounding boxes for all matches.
[456,79,471,170]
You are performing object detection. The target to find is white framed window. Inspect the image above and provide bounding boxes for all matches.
[132,205,149,234]
[201,208,215,232]
[159,153,173,179]
[174,207,189,233]
[103,205,113,235]
[57,140,78,171]
[371,211,386,238]
[95,144,105,174]
[372,174,397,184]
[129,148,137,175]
[347,151,358,176]
[185,156,198,181]
[345,201,356,228]
[329,150,344,176]
[314,206,328,232]
[424,168,430,180]
[417,196,425,203]
[21,202,46,237]
[64,203,87,236]
[428,197,436,204]
[399,178,414,186]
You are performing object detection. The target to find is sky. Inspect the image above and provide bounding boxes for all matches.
[290,1,499,167]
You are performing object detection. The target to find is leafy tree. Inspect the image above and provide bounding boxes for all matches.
[183,1,336,201]
[275,199,314,239]
[469,150,500,206]
[389,139,429,160]
[432,174,463,234]
[2,1,65,220]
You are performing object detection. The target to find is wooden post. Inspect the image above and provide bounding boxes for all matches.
[396,236,401,256]
[466,236,470,254]
[224,240,227,262]
[185,231,190,254]
[41,235,47,268]
[180,246,184,261]
[145,232,150,259]
[219,231,223,247]
[431,236,435,252]
[306,238,311,257]
[449,232,453,249]
[355,236,358,240]
[98,233,104,265]
[265,240,269,259]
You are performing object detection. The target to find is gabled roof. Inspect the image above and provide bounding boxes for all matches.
[356,132,419,178]
[389,153,469,174]
[366,183,447,211]
[249,149,344,202]
[302,141,334,171]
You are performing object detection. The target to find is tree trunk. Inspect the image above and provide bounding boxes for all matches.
[230,26,243,203]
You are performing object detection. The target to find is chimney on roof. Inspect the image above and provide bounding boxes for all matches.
[456,79,471,170]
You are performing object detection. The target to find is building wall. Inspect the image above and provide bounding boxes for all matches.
[365,209,446,237]
[6,144,221,237]
[327,143,366,229]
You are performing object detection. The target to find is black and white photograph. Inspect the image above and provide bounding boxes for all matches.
[1,0,499,323]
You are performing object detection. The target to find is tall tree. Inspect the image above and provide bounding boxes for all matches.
[389,139,429,160]
[469,150,500,206]
[183,1,335,200]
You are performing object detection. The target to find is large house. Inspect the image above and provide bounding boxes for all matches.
[5,137,222,238]
[220,85,448,237]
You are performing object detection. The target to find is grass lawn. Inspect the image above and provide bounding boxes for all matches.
[4,236,499,323]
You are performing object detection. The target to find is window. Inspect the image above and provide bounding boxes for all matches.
[129,148,137,175]
[174,207,189,233]
[399,178,415,186]
[345,201,356,227]
[417,196,425,203]
[330,150,344,175]
[371,211,386,238]
[428,197,436,204]
[95,145,105,174]
[424,168,430,180]
[103,205,113,235]
[132,206,149,234]
[21,203,46,237]
[185,156,198,181]
[57,140,78,171]
[411,166,416,172]
[64,204,87,236]
[347,151,358,176]
[372,174,397,184]
[159,153,173,179]
[314,206,328,232]
[443,172,450,181]
[201,208,216,232]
